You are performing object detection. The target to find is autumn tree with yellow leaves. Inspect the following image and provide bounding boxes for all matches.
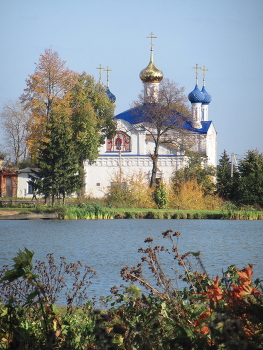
[21,48,116,161]
[21,48,77,158]
[20,48,116,195]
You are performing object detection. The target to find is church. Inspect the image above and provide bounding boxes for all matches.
[84,36,217,198]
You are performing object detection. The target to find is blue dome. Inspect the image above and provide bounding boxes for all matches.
[201,86,212,104]
[106,87,116,103]
[188,85,204,103]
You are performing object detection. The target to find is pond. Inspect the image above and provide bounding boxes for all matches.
[1,219,262,304]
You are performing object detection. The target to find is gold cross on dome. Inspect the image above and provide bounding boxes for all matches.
[193,63,202,84]
[202,66,208,80]
[147,32,157,47]
[104,66,112,87]
[96,64,104,83]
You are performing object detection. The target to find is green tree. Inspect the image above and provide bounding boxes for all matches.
[21,50,116,195]
[236,150,263,207]
[153,181,169,209]
[69,72,116,194]
[29,111,82,205]
[70,72,116,165]
[216,150,236,200]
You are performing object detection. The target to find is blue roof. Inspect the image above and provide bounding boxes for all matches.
[114,105,212,134]
[184,120,212,134]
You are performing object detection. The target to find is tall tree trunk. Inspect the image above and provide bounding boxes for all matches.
[78,157,85,196]
[150,154,159,188]
[150,141,160,188]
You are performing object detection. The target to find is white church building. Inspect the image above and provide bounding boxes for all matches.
[84,40,217,198]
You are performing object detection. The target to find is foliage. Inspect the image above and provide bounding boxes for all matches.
[0,234,262,349]
[0,99,30,167]
[104,231,263,350]
[21,48,77,158]
[70,72,116,165]
[153,181,169,209]
[169,179,222,210]
[0,248,96,350]
[216,150,239,200]
[235,150,263,208]
[106,170,156,208]
[63,202,114,220]
[216,150,263,209]
[172,151,216,196]
[20,49,116,169]
[29,111,83,205]
[17,156,33,170]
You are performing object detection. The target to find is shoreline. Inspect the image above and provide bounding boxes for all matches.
[0,212,59,220]
[1,211,262,220]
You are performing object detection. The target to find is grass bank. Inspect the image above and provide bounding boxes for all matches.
[1,202,263,220]
[61,205,263,220]
[109,208,263,220]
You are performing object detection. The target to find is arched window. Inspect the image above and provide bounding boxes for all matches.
[107,132,131,152]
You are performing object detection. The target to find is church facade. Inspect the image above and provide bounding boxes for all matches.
[84,41,217,198]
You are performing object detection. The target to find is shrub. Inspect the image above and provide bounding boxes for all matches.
[1,234,262,349]
[0,248,97,349]
[106,231,263,350]
[105,170,156,208]
[153,181,169,209]
[168,179,223,210]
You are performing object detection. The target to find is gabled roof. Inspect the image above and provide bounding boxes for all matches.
[115,106,212,134]
[18,167,39,174]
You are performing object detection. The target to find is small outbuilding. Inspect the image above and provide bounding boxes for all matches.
[0,159,18,197]
[17,167,39,198]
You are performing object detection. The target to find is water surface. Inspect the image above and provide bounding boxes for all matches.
[1,219,262,302]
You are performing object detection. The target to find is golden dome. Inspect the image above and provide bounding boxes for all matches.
[139,50,163,83]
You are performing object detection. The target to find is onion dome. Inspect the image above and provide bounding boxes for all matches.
[188,85,204,103]
[139,49,163,83]
[201,85,212,104]
[106,87,116,103]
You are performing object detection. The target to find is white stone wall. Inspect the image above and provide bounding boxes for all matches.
[84,154,187,198]
[83,119,217,198]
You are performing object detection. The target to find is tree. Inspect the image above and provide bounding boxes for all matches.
[236,150,263,207]
[216,150,237,200]
[153,181,169,209]
[70,72,116,165]
[132,78,192,187]
[22,49,116,195]
[171,151,216,195]
[20,48,77,158]
[69,72,116,194]
[29,110,82,205]
[0,99,30,167]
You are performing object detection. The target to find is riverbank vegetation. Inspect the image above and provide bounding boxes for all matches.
[1,200,263,220]
[1,230,262,349]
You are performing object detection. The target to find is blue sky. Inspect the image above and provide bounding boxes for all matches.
[0,0,262,162]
